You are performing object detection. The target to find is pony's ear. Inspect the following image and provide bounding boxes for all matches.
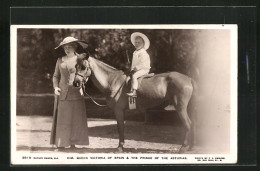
[87,51,91,58]
[82,60,89,70]
[76,53,87,64]
[93,54,98,59]
[76,53,86,59]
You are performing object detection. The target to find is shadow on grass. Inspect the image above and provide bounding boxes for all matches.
[88,121,184,145]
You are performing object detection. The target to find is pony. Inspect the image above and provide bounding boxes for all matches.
[73,55,198,153]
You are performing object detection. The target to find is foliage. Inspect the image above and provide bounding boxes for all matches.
[17,29,198,94]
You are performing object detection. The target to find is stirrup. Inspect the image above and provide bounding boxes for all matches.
[126,91,137,97]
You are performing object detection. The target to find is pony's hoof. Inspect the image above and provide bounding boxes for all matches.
[169,147,179,153]
[179,145,189,154]
[188,144,195,151]
[117,146,124,153]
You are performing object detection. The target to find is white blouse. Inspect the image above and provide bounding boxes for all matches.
[62,55,77,85]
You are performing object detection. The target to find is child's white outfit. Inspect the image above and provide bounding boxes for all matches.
[130,48,151,90]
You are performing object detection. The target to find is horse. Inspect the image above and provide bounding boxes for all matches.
[73,54,198,153]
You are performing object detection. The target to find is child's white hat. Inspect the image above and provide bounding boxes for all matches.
[131,32,150,50]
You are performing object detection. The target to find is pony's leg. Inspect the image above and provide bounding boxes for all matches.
[189,109,196,149]
[114,108,125,152]
[176,90,193,153]
[177,106,191,152]
[188,80,198,150]
[187,99,197,150]
[143,110,150,124]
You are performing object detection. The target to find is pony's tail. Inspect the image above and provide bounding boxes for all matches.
[188,78,199,147]
[190,79,199,108]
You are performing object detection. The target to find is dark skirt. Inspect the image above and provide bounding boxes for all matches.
[53,99,89,147]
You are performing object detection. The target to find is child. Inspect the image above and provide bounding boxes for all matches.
[127,32,151,97]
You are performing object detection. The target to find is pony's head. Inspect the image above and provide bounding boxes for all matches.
[73,53,92,88]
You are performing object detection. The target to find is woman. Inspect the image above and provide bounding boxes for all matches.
[50,36,89,149]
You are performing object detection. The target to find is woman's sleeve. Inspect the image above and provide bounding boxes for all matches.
[53,59,60,88]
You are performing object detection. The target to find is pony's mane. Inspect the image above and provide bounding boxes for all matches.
[90,57,120,72]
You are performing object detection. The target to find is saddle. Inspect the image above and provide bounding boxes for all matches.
[138,73,154,84]
[127,73,155,89]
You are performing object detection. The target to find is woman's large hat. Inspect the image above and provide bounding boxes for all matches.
[131,32,150,50]
[54,36,88,49]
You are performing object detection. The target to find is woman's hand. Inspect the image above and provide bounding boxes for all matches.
[54,87,61,95]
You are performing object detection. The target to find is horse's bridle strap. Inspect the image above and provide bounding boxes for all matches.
[75,72,84,78]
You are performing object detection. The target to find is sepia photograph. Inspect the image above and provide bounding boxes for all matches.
[11,25,237,164]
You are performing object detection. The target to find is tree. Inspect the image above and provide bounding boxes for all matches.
[17,29,198,94]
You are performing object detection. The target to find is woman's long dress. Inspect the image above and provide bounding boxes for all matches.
[50,56,89,147]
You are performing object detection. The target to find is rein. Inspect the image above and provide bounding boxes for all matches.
[82,83,107,107]
[75,72,107,107]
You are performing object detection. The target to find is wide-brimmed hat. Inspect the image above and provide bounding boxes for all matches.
[131,32,150,50]
[54,36,88,49]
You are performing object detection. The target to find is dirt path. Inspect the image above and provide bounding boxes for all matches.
[15,115,221,154]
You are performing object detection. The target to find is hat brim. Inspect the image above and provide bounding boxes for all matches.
[131,32,150,50]
[55,40,88,49]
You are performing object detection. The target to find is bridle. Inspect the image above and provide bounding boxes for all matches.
[75,72,87,83]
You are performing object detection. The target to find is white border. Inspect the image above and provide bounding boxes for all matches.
[10,24,237,165]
